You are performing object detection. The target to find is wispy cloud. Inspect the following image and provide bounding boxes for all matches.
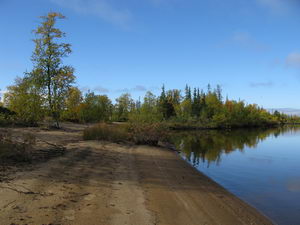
[257,0,286,12]
[250,81,274,88]
[49,0,132,28]
[232,31,269,52]
[116,85,148,93]
[132,85,147,92]
[80,85,157,94]
[256,0,299,15]
[286,52,300,68]
[79,86,90,93]
[94,86,110,93]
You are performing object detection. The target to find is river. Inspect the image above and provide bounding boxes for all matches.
[170,126,300,225]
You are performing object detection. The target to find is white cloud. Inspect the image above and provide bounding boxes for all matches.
[286,52,300,68]
[49,0,132,28]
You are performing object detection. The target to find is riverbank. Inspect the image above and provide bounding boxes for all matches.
[0,123,273,225]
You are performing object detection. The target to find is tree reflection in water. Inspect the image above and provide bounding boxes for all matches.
[170,126,300,167]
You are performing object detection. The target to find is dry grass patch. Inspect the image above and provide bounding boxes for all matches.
[83,123,130,143]
[83,122,169,146]
[0,132,35,163]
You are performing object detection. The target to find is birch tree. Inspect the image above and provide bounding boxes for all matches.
[32,12,75,127]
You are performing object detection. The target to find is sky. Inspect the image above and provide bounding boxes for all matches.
[0,0,300,108]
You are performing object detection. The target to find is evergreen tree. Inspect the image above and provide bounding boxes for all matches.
[207,84,212,94]
[184,84,192,100]
[192,88,198,117]
[216,85,223,102]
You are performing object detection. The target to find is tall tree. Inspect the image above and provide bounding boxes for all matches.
[31,12,75,127]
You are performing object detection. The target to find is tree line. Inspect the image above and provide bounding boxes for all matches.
[1,12,299,128]
[3,81,299,128]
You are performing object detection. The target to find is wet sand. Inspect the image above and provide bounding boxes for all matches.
[0,124,273,225]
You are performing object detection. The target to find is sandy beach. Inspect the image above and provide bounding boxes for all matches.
[0,124,273,225]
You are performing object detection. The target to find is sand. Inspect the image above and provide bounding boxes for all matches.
[0,123,273,225]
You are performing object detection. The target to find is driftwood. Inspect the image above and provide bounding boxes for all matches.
[39,140,65,150]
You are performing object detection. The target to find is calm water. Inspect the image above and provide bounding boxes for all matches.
[170,126,300,225]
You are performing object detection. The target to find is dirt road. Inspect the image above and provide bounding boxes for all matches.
[0,124,273,225]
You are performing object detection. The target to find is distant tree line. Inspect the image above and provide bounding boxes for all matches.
[3,80,299,128]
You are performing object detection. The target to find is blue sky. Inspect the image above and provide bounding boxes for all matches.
[1,0,300,108]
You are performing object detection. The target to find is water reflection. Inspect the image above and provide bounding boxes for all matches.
[170,126,300,225]
[171,126,300,167]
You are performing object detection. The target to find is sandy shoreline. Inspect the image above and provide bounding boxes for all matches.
[0,124,273,225]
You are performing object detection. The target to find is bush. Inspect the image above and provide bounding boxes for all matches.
[128,122,168,146]
[83,123,130,143]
